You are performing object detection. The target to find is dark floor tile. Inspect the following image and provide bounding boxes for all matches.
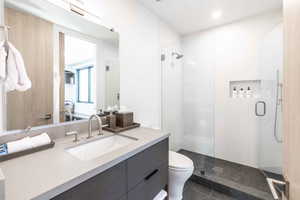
[183,189,209,200]
[179,149,275,200]
[183,180,236,200]
[185,180,212,197]
[211,190,237,200]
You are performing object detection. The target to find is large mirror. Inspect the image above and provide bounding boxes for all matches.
[4,0,120,131]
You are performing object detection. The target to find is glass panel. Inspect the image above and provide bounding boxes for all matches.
[161,47,215,156]
[258,23,283,175]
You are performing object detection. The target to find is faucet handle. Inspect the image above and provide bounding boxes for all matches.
[66,131,79,143]
[24,126,32,134]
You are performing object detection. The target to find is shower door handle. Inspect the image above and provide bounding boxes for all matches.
[255,101,266,116]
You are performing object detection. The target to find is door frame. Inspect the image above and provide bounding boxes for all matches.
[283,0,300,199]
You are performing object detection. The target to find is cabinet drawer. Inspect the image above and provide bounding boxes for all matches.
[128,162,168,200]
[127,139,169,190]
[51,162,127,200]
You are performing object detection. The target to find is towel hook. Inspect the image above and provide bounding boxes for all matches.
[4,27,9,42]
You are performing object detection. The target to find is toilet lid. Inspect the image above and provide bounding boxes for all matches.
[169,151,194,170]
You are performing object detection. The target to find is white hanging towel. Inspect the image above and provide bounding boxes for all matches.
[0,43,7,81]
[0,41,31,92]
[153,190,168,200]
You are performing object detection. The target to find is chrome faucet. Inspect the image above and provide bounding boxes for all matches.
[87,114,103,139]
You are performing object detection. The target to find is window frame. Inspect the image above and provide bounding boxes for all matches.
[76,66,94,104]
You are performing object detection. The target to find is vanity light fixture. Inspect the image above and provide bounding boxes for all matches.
[44,0,114,31]
[212,10,223,20]
[46,0,86,16]
[69,0,86,16]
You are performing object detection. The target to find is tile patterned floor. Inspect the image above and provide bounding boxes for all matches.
[179,150,274,200]
[183,180,237,200]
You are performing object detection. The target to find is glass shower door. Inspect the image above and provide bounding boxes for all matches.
[257,22,283,175]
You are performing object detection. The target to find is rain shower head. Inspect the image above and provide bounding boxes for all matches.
[172,52,184,59]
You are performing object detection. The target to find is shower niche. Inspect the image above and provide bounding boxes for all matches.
[230,80,261,98]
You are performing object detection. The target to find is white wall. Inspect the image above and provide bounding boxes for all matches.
[182,10,282,168]
[85,0,182,134]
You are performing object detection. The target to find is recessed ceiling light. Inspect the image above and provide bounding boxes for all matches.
[212,10,222,19]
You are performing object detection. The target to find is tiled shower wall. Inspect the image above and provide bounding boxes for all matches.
[182,10,283,170]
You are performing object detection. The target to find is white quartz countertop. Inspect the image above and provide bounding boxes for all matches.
[0,127,169,200]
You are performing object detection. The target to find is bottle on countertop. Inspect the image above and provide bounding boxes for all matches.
[232,87,238,98]
[246,86,252,98]
[107,111,117,129]
[239,88,245,98]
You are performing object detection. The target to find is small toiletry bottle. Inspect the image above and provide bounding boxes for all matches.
[246,87,252,98]
[107,111,117,129]
[232,87,238,98]
[239,88,245,98]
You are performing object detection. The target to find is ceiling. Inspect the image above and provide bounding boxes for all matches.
[138,0,282,35]
[65,35,96,66]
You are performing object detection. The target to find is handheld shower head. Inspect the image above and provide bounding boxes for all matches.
[172,52,184,59]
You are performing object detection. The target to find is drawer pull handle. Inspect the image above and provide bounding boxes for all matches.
[145,169,159,181]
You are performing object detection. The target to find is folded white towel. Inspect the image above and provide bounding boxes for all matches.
[0,41,31,92]
[153,190,168,200]
[6,133,51,154]
[7,137,34,154]
[30,133,51,148]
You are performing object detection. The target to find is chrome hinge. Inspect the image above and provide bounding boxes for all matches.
[267,178,289,200]
[161,54,166,61]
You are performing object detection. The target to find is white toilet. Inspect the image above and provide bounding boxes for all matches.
[168,151,194,200]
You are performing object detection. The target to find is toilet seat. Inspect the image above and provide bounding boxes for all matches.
[169,151,194,171]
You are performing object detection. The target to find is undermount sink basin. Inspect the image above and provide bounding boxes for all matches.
[66,135,138,161]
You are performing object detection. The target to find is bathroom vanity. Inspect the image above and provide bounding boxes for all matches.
[0,128,169,200]
[52,138,168,200]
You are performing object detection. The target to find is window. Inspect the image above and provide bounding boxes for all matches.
[77,66,94,103]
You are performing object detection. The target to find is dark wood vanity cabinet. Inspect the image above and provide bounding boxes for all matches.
[52,162,127,200]
[51,138,169,200]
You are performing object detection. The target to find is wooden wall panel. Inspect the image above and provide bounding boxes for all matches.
[283,0,300,199]
[5,7,54,130]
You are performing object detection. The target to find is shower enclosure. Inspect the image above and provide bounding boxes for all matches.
[161,10,283,199]
[178,16,283,176]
